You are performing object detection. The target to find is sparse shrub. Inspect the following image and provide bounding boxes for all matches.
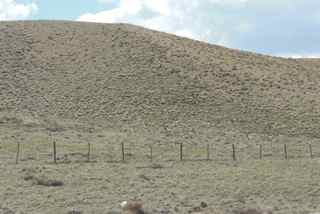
[34,176,64,187]
[0,207,15,214]
[23,170,64,187]
[67,208,83,214]
[23,174,35,181]
[150,163,164,169]
[44,118,65,132]
[233,208,273,214]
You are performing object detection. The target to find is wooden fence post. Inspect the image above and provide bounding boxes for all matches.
[259,144,262,160]
[180,143,183,161]
[284,144,288,160]
[309,143,313,159]
[16,142,20,164]
[232,144,236,161]
[87,143,91,162]
[121,142,125,162]
[53,140,57,164]
[150,145,153,162]
[206,144,210,161]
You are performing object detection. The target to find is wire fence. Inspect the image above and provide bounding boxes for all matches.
[0,139,319,164]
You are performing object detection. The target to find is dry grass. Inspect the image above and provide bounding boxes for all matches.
[1,20,320,214]
[1,156,320,213]
[1,21,320,140]
[22,167,64,187]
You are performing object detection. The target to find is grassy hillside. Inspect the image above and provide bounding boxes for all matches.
[1,20,320,140]
[2,21,320,214]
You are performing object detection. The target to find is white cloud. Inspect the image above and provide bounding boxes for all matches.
[0,0,37,20]
[78,0,320,57]
[279,53,320,59]
[143,0,170,16]
[208,0,248,6]
[77,0,249,46]
[174,29,195,39]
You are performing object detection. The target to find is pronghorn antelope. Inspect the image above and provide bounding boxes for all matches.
[120,200,146,214]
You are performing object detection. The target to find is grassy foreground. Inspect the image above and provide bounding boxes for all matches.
[1,151,320,214]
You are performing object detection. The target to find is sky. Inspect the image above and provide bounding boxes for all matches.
[1,0,320,58]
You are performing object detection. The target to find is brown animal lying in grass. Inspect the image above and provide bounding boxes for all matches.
[120,201,146,214]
